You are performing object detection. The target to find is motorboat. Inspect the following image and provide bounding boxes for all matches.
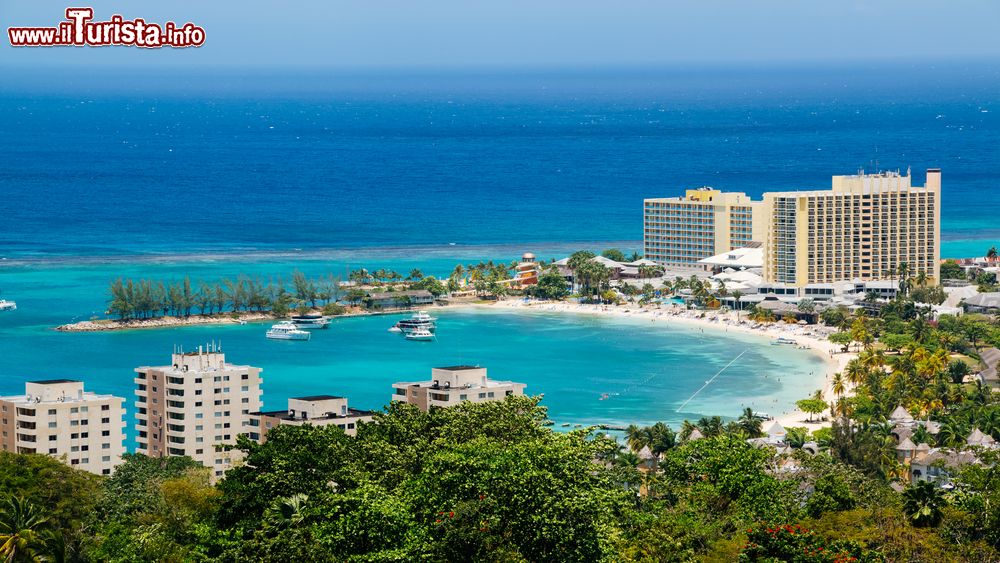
[404,328,435,341]
[0,299,15,312]
[772,337,797,346]
[266,321,311,341]
[392,310,437,333]
[290,313,329,329]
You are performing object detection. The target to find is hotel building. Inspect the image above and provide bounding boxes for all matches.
[249,395,374,441]
[643,188,765,266]
[0,380,125,475]
[134,346,262,478]
[762,170,940,286]
[391,366,526,411]
[643,169,941,286]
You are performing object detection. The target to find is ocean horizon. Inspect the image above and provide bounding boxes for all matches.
[2,62,998,263]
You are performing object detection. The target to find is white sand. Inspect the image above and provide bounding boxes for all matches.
[466,299,856,431]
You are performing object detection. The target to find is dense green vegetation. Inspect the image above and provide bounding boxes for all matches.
[4,394,999,562]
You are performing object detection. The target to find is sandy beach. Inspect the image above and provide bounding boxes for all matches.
[476,299,856,432]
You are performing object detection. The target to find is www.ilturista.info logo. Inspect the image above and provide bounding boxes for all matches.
[8,8,205,48]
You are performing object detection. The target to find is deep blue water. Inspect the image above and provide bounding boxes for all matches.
[1,63,998,261]
[0,64,995,445]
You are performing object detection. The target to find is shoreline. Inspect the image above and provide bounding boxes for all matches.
[467,299,855,432]
[54,303,465,332]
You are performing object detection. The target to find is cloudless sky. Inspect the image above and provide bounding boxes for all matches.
[1,0,999,68]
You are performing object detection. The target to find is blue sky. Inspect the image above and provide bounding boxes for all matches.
[2,0,999,68]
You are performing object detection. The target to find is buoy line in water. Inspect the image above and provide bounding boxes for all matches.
[674,348,749,413]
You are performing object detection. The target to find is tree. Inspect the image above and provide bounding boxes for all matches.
[797,396,828,422]
[566,250,596,294]
[829,331,853,353]
[601,248,626,262]
[797,298,816,314]
[0,497,53,563]
[532,268,570,300]
[902,481,945,527]
[939,259,965,280]
[737,408,763,438]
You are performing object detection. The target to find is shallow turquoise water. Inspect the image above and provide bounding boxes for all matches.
[0,257,827,448]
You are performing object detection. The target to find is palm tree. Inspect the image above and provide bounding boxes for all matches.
[897,262,911,297]
[831,372,846,398]
[0,497,53,563]
[737,408,762,438]
[624,424,650,453]
[785,427,808,449]
[987,246,998,263]
[902,481,945,527]
[265,493,310,528]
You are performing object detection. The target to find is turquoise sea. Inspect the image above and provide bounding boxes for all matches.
[0,254,827,448]
[2,64,996,446]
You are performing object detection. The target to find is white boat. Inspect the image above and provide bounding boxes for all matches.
[404,328,435,341]
[266,321,311,341]
[290,314,329,329]
[387,326,402,333]
[773,337,797,346]
[392,310,437,333]
[0,299,15,312]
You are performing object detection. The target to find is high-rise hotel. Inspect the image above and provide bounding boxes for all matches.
[643,188,766,266]
[643,169,941,286]
[134,346,262,478]
[763,170,940,286]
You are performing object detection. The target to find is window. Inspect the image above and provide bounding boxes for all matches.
[48,409,57,415]
[48,435,57,441]
[101,430,110,437]
[48,448,58,454]
[102,455,111,462]
[102,469,111,475]
[48,422,57,428]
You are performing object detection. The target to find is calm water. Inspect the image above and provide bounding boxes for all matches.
[0,64,995,446]
[0,301,826,449]
[1,64,998,260]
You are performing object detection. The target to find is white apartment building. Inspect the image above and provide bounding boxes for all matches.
[0,380,125,475]
[134,346,262,478]
[249,395,374,440]
[391,366,526,411]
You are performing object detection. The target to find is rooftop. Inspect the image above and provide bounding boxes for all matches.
[294,395,344,401]
[436,365,482,371]
[28,379,80,385]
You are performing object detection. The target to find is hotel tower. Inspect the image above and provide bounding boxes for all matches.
[643,169,941,286]
[762,170,940,286]
[643,188,766,266]
[134,345,262,478]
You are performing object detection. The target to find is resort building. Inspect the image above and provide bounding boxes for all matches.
[512,253,540,286]
[249,395,374,441]
[644,169,941,287]
[0,380,125,475]
[366,290,435,309]
[134,346,263,478]
[391,366,526,411]
[644,188,765,266]
[762,170,940,286]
